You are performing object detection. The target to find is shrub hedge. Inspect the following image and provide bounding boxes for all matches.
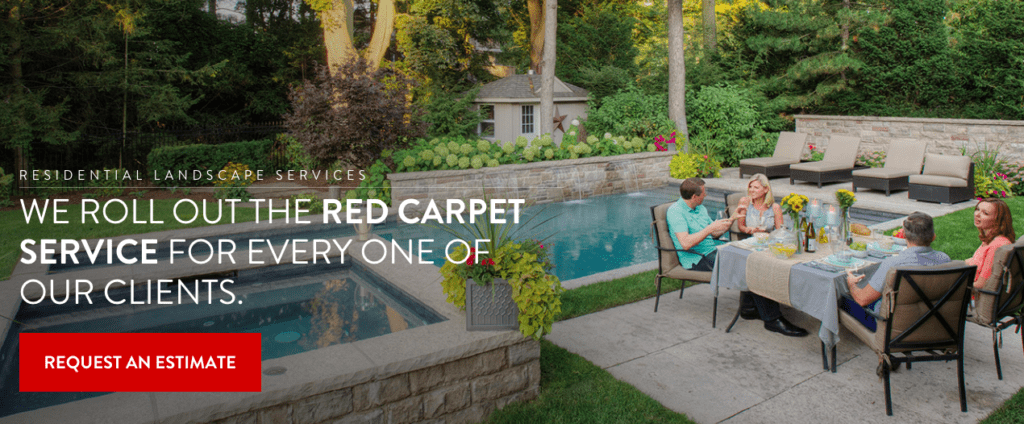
[147,139,275,186]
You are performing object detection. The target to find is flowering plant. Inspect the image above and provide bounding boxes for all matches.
[835,189,857,210]
[856,150,886,168]
[803,144,824,162]
[975,172,1015,199]
[456,247,499,285]
[780,193,809,224]
[654,132,677,151]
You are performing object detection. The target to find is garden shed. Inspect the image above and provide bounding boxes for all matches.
[473,72,589,146]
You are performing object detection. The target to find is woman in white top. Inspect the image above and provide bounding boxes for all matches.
[735,173,783,235]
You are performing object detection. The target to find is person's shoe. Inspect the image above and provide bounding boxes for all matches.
[739,292,759,320]
[764,317,809,337]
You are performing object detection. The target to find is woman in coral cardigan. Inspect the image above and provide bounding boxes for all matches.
[966,198,1016,288]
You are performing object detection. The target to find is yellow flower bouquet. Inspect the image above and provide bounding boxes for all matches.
[780,193,809,227]
[835,189,856,210]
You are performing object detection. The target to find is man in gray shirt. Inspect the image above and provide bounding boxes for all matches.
[845,212,951,330]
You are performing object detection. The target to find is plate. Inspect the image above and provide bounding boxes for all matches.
[868,241,905,253]
[824,255,867,269]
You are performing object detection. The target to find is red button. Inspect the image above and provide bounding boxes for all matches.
[20,333,262,392]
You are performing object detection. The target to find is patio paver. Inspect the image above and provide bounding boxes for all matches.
[548,284,1024,423]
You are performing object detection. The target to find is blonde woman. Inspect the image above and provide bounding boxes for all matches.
[735,173,784,235]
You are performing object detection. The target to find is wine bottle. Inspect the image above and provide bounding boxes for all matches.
[805,221,817,253]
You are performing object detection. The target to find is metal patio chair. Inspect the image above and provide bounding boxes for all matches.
[650,203,715,321]
[969,239,1024,380]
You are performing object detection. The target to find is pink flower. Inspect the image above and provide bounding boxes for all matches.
[809,144,816,150]
[703,155,708,159]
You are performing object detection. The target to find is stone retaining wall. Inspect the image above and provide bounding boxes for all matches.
[388,152,674,210]
[211,339,541,424]
[795,115,1024,163]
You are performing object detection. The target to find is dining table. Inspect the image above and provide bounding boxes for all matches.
[709,237,894,370]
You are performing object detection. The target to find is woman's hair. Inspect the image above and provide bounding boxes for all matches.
[977,198,1015,244]
[747,173,774,208]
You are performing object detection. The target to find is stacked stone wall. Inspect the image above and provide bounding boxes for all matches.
[388,152,674,210]
[210,340,541,424]
[795,115,1024,163]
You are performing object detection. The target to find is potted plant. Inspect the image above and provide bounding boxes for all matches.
[433,199,563,340]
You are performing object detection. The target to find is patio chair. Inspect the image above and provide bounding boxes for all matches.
[738,132,807,179]
[650,203,714,319]
[851,140,928,196]
[834,262,976,416]
[789,136,862,188]
[908,154,975,204]
[968,239,1024,380]
[724,192,752,242]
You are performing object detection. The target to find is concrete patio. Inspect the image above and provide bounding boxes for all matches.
[548,285,1024,423]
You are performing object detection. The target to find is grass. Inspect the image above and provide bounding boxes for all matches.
[0,199,302,280]
[485,340,695,424]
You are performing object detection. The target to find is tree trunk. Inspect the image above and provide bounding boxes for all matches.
[702,0,717,53]
[667,0,689,150]
[208,0,217,16]
[528,0,545,74]
[841,0,850,51]
[323,0,394,74]
[539,0,556,136]
[324,0,357,74]
[10,6,27,189]
[365,0,395,70]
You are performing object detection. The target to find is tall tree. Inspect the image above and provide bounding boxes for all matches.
[702,0,716,53]
[529,0,544,73]
[539,0,556,136]
[667,0,689,148]
[308,0,394,73]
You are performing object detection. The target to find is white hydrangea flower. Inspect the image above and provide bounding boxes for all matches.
[604,133,612,139]
[571,119,580,126]
[568,131,576,136]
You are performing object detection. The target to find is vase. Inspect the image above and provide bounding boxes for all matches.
[840,208,852,245]
[355,222,373,241]
[465,278,519,331]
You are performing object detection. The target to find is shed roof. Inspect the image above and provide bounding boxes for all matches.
[475,74,588,103]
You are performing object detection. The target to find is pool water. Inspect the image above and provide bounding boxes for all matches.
[0,260,445,418]
[49,188,723,282]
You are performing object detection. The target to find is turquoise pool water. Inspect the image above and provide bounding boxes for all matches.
[377,190,723,281]
[49,188,721,282]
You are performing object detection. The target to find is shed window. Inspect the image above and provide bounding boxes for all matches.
[521,105,535,135]
[478,104,495,138]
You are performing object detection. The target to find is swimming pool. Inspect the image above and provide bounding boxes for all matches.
[0,260,446,417]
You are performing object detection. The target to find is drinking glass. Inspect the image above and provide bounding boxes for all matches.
[717,210,727,220]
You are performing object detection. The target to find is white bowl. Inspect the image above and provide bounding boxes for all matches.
[851,250,868,259]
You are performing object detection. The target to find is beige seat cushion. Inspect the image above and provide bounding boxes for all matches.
[874,262,970,353]
[740,156,799,167]
[840,309,881,351]
[970,244,1023,326]
[775,132,808,161]
[909,174,968,188]
[790,161,852,172]
[664,264,712,283]
[852,168,915,179]
[822,135,861,166]
[884,140,928,173]
[922,154,971,180]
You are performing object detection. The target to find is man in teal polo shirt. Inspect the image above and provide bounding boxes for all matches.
[667,178,808,337]
[666,177,731,271]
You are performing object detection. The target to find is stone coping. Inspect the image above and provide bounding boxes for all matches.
[795,114,1024,126]
[387,151,675,182]
[1,222,529,423]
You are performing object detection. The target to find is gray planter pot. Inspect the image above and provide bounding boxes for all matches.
[465,278,519,331]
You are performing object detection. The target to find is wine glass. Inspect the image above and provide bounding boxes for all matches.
[717,210,727,221]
